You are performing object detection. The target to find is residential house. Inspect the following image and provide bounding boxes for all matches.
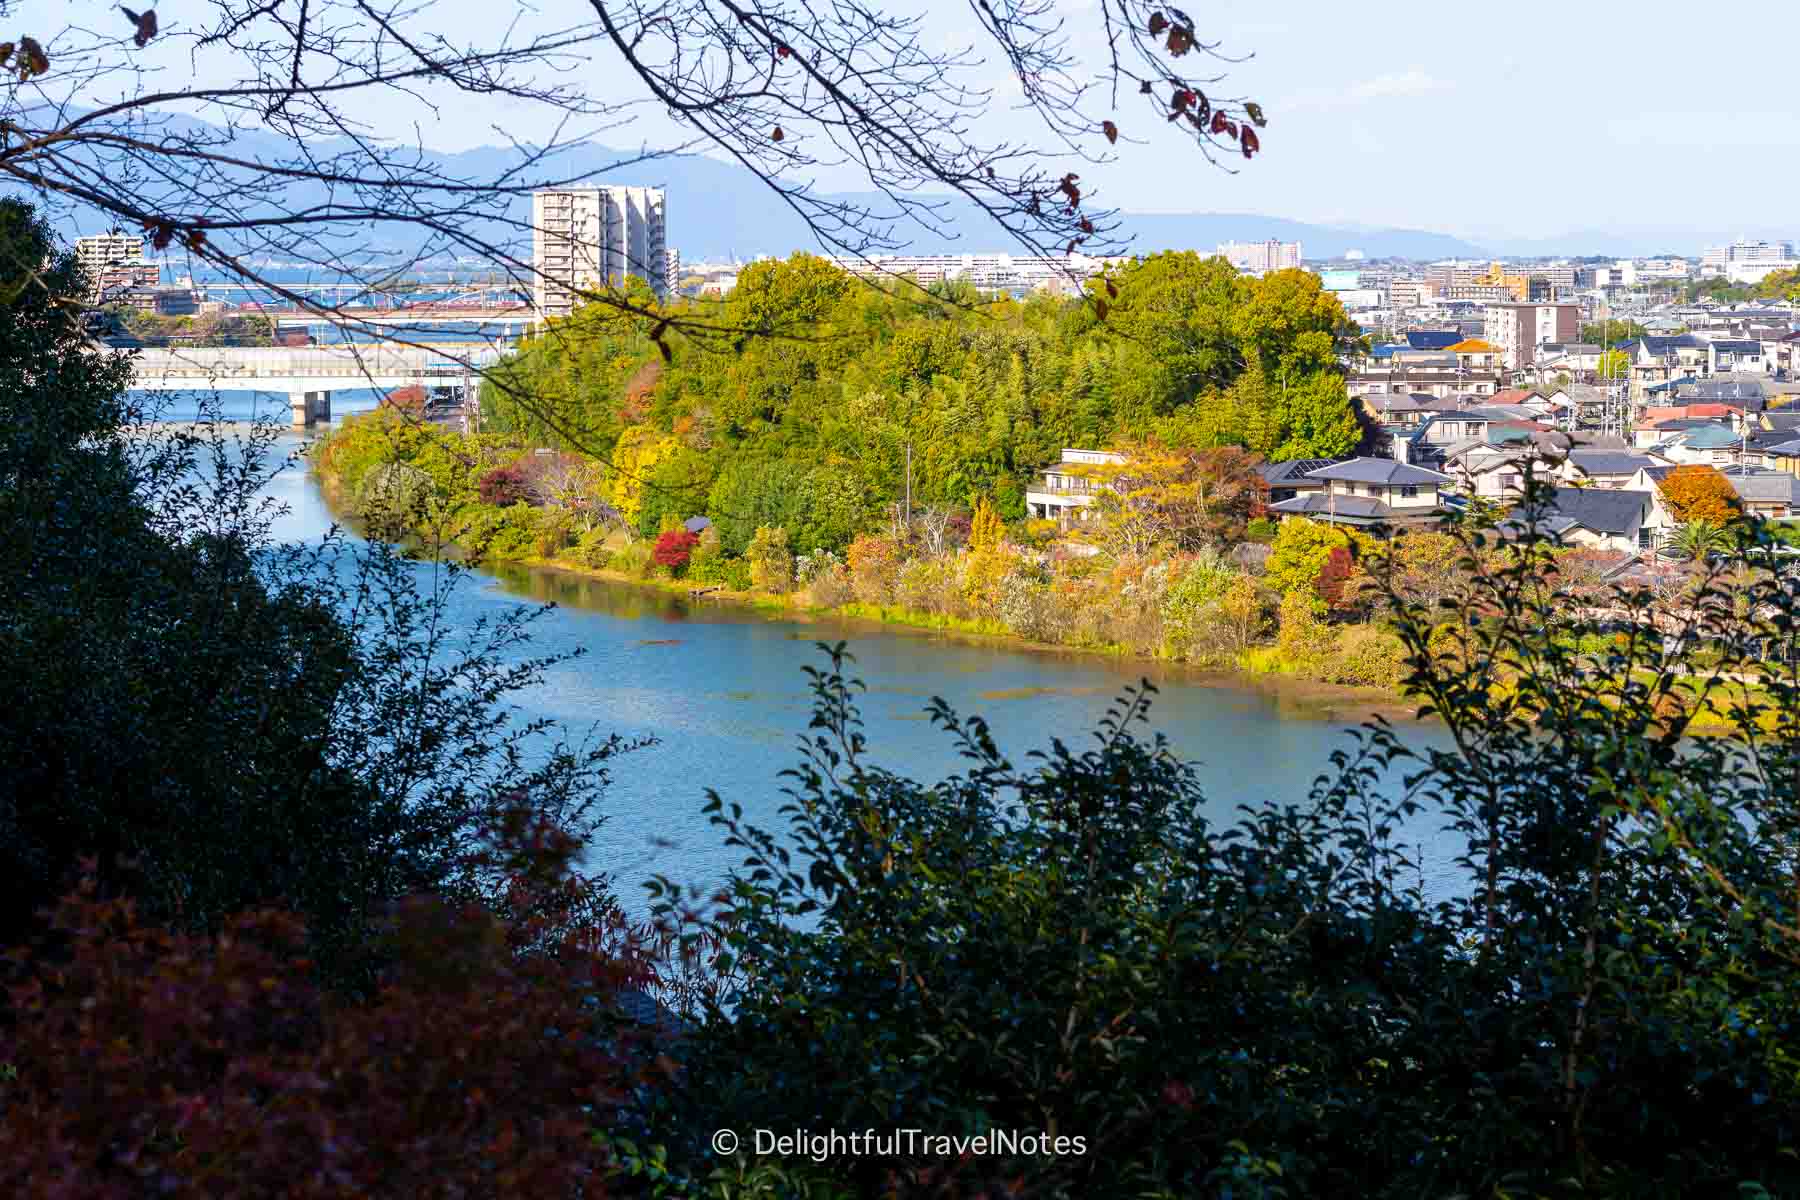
[1558,448,1660,489]
[1622,334,1709,398]
[1025,448,1125,521]
[1706,340,1766,375]
[1633,417,1721,448]
[1446,338,1502,371]
[1501,486,1664,554]
[1681,377,1767,411]
[1762,438,1800,478]
[1267,458,1452,528]
[1653,424,1753,467]
[1348,368,1502,399]
[1718,465,1800,519]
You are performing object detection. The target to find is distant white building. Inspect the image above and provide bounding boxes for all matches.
[1025,448,1127,522]
[1702,238,1795,280]
[1218,239,1303,274]
[531,186,668,319]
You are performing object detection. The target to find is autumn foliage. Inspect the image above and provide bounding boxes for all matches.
[1657,464,1741,524]
[652,528,700,570]
[0,808,657,1198]
[478,462,532,507]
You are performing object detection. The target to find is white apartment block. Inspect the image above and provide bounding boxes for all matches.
[532,186,667,319]
[1218,240,1302,274]
[75,231,148,272]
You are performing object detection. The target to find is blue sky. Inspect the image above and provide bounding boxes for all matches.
[22,0,1800,246]
[402,0,1800,243]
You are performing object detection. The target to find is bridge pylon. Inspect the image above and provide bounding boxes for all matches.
[290,390,332,429]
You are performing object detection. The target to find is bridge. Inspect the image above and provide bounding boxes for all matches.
[128,343,504,427]
[272,308,533,332]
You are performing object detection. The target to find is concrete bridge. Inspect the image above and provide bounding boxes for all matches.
[128,343,503,427]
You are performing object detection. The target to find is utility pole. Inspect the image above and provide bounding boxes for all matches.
[904,441,913,527]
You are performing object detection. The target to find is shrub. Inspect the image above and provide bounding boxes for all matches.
[478,462,532,507]
[745,525,794,593]
[354,461,433,530]
[1274,588,1335,673]
[610,540,655,579]
[1324,623,1408,687]
[1244,516,1277,542]
[574,526,613,571]
[0,816,641,1197]
[535,508,575,558]
[652,529,700,574]
[799,558,852,608]
[845,534,900,605]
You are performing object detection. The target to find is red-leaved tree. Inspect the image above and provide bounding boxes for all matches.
[479,463,533,507]
[0,801,673,1197]
[653,530,700,573]
[1316,545,1355,611]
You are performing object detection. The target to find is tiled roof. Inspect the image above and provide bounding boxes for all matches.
[1674,426,1744,449]
[1269,493,1393,519]
[1708,340,1763,355]
[1304,457,1452,485]
[1509,486,1652,537]
[1566,450,1654,477]
[1446,338,1499,353]
[1724,472,1800,504]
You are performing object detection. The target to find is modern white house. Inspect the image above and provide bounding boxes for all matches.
[1025,448,1127,522]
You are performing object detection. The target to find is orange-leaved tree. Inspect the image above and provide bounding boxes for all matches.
[1083,442,1268,558]
[1658,464,1741,524]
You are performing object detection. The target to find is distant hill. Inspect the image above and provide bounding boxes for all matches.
[37,117,1722,265]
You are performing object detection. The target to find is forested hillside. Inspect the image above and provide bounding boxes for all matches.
[480,251,1367,551]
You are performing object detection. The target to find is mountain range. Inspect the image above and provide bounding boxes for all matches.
[24,116,1773,263]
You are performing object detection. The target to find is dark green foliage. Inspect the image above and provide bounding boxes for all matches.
[643,472,1800,1195]
[0,200,623,980]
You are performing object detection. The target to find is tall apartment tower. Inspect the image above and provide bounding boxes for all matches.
[531,186,667,318]
[74,231,160,301]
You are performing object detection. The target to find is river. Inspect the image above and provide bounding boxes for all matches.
[157,390,1467,905]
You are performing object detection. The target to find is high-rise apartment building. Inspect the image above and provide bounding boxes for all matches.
[531,186,667,318]
[1217,240,1302,274]
[74,231,160,302]
[1484,302,1580,369]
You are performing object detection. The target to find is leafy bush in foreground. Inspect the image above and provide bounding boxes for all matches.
[645,479,1800,1197]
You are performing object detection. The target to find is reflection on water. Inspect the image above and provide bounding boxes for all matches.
[232,427,1471,907]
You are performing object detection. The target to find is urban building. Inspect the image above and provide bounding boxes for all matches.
[1484,302,1580,369]
[1702,238,1798,283]
[1025,448,1127,522]
[74,231,160,303]
[1217,240,1302,274]
[531,186,668,318]
[825,252,1119,296]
